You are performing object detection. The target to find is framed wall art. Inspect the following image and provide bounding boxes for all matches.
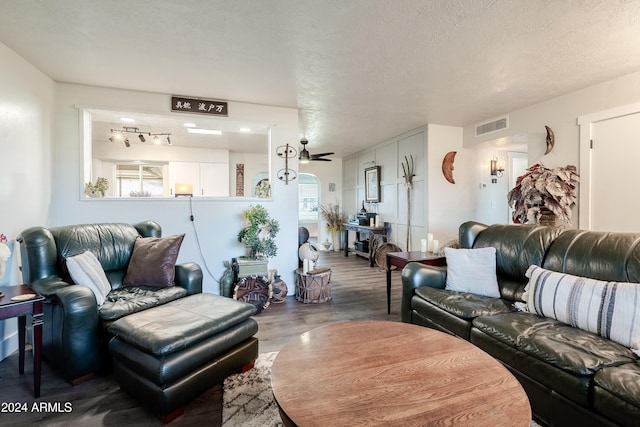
[365,166,381,203]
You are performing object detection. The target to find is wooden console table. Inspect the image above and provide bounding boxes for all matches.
[343,222,390,267]
[0,284,44,397]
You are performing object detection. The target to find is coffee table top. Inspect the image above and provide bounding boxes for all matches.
[271,320,531,426]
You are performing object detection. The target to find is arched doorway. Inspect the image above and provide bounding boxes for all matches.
[298,173,320,246]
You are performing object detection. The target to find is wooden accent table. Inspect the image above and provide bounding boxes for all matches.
[386,251,446,314]
[271,321,531,427]
[0,284,44,397]
[343,223,390,267]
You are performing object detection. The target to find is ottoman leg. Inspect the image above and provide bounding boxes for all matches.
[160,406,185,424]
[241,360,255,373]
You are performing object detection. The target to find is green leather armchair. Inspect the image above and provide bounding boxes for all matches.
[18,221,203,384]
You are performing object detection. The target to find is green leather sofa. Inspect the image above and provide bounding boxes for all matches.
[402,221,640,427]
[18,221,203,384]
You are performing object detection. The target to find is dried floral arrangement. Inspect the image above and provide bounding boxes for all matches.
[507,163,579,225]
[320,202,346,232]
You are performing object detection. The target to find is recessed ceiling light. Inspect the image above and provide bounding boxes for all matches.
[183,122,196,128]
[187,128,222,135]
[120,117,135,123]
[239,128,251,133]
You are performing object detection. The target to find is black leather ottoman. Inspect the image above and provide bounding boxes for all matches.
[108,293,258,422]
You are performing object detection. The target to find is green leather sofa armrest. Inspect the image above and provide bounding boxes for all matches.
[400,262,447,323]
[175,262,203,295]
[31,277,100,382]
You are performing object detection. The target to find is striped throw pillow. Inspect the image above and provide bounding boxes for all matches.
[525,265,640,356]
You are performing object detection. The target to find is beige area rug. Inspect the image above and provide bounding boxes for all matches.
[222,351,283,426]
[222,351,543,427]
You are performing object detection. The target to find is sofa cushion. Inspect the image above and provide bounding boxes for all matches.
[444,247,500,297]
[123,234,185,288]
[594,362,640,409]
[473,312,637,376]
[66,251,111,305]
[414,287,514,320]
[99,286,187,321]
[525,265,640,355]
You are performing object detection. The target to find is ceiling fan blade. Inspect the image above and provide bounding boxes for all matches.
[310,152,335,158]
[311,158,332,161]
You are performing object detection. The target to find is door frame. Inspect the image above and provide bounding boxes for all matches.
[577,101,640,230]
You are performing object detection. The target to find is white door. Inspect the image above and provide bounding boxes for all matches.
[591,112,640,232]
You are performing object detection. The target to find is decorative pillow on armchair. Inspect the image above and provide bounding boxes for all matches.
[525,265,640,356]
[444,247,500,298]
[123,234,185,288]
[66,251,111,305]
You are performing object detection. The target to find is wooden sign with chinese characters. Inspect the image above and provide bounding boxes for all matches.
[171,96,228,116]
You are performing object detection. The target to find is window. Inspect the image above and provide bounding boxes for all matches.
[116,164,164,197]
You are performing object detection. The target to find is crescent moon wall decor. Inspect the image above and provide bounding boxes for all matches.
[442,151,456,184]
[544,125,555,155]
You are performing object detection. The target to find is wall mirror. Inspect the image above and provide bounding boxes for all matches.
[84,108,271,199]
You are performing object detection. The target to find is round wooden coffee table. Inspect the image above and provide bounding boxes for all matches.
[271,320,531,426]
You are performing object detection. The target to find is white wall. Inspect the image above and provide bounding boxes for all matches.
[0,42,55,360]
[343,125,473,250]
[463,70,640,229]
[51,83,299,294]
[426,125,475,245]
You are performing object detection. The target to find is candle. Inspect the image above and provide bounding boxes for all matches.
[370,217,374,227]
[432,239,440,254]
[375,215,380,227]
[427,234,434,252]
[303,259,309,274]
[420,238,427,253]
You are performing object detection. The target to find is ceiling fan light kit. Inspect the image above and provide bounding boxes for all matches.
[299,138,334,162]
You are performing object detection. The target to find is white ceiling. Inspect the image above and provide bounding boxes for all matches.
[2,0,640,158]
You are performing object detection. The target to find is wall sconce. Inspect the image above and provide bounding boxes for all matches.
[490,158,504,183]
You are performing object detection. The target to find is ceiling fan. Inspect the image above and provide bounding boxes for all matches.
[299,138,334,163]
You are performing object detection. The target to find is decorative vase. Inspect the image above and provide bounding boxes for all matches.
[220,261,234,297]
[271,274,288,303]
[332,230,342,252]
[0,258,5,281]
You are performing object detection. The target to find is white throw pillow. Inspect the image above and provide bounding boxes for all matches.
[444,247,500,298]
[66,251,111,306]
[525,265,640,356]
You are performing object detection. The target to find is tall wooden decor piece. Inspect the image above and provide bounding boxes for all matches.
[401,155,415,251]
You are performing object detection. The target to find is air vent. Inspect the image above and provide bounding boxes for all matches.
[475,116,509,137]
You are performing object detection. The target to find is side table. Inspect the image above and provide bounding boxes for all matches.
[294,268,332,303]
[0,284,44,397]
[386,251,446,314]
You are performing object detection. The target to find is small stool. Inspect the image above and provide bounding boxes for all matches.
[108,293,258,422]
[295,268,332,303]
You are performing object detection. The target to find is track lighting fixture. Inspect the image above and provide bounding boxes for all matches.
[108,126,172,148]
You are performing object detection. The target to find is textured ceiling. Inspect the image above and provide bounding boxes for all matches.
[1,0,640,158]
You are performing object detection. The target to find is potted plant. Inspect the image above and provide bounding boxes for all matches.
[320,202,346,251]
[237,204,280,259]
[507,163,579,225]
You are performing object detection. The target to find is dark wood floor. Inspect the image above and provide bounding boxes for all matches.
[0,251,402,426]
